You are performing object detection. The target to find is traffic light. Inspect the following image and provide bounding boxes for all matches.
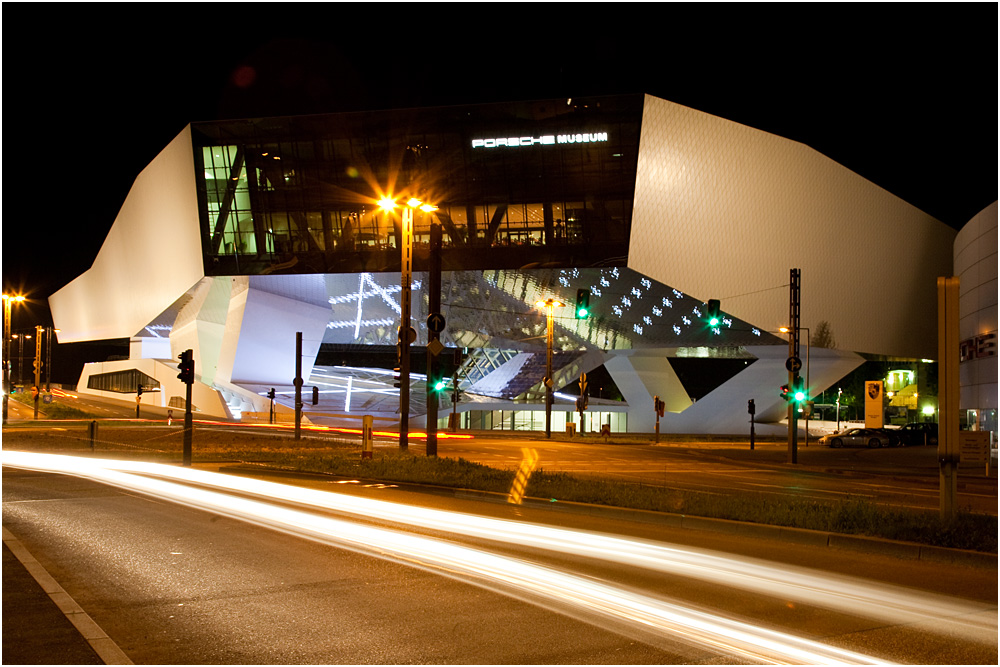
[575,288,591,319]
[780,384,791,401]
[653,395,665,417]
[792,376,807,403]
[706,299,721,326]
[312,386,320,405]
[747,398,755,415]
[137,384,143,397]
[267,388,275,400]
[177,350,194,384]
[432,378,448,392]
[393,366,402,388]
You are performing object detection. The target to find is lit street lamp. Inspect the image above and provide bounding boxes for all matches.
[535,298,565,438]
[12,333,31,387]
[2,293,26,424]
[379,195,438,452]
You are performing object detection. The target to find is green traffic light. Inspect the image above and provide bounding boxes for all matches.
[794,390,806,402]
[577,307,589,318]
[709,316,720,326]
[433,379,448,391]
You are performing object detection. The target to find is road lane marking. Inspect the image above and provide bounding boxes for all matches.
[2,526,133,665]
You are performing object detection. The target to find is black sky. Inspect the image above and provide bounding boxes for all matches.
[2,2,997,359]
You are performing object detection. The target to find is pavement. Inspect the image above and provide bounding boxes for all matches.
[3,458,996,665]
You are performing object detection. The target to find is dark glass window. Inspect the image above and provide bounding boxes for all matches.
[192,95,643,276]
[87,370,161,394]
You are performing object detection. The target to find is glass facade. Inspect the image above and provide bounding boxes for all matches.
[87,369,160,394]
[191,96,643,276]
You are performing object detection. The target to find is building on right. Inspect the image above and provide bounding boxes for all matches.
[955,201,998,433]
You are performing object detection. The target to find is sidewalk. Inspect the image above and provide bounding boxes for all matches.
[2,528,130,665]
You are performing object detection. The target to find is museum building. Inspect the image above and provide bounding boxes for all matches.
[49,93,970,434]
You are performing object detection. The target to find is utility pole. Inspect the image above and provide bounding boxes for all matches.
[398,207,414,451]
[937,277,960,520]
[787,268,801,464]
[294,331,303,441]
[425,222,442,457]
[33,326,42,419]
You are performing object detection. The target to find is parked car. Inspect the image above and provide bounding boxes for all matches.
[819,428,892,448]
[874,428,902,447]
[895,422,938,446]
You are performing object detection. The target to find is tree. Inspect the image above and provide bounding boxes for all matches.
[812,320,836,349]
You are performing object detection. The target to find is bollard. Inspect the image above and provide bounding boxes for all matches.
[88,420,98,451]
[361,415,374,459]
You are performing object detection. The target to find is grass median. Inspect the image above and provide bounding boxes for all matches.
[3,424,996,554]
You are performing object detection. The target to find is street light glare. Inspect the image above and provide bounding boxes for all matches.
[377,197,396,211]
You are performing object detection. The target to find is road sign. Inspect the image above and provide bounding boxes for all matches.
[427,312,445,333]
[427,339,445,357]
[580,372,588,393]
[785,356,802,373]
[399,326,417,344]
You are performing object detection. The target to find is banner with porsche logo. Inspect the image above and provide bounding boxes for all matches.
[865,381,884,428]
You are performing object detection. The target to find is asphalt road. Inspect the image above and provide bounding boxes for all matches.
[3,460,996,664]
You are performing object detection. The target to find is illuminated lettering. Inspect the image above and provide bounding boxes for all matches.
[471,132,603,148]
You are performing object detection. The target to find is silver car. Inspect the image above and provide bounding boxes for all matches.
[819,428,890,448]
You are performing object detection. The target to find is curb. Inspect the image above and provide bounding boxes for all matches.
[2,526,133,665]
[218,464,997,570]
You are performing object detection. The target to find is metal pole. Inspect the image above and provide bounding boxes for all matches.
[937,277,960,520]
[182,351,193,466]
[294,331,303,441]
[34,327,42,419]
[787,268,800,464]
[45,326,53,392]
[425,222,441,457]
[2,298,11,425]
[545,304,553,439]
[399,207,413,451]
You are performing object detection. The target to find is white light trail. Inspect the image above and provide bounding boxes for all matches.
[6,452,996,661]
[2,451,885,664]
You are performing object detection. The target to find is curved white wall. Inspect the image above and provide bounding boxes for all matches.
[629,95,955,359]
[954,201,998,427]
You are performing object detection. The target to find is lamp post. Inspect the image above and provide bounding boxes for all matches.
[14,333,31,387]
[535,298,565,438]
[380,196,438,452]
[2,294,26,424]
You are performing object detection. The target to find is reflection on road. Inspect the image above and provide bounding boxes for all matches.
[4,451,994,663]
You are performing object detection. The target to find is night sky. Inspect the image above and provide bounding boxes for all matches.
[2,3,995,382]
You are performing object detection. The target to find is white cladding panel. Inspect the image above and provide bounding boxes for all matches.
[50,126,203,343]
[629,95,955,359]
[954,201,998,413]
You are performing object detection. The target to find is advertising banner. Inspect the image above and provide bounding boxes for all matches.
[864,381,884,428]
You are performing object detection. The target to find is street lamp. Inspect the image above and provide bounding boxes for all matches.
[535,297,565,438]
[12,333,31,387]
[2,294,26,424]
[379,195,438,452]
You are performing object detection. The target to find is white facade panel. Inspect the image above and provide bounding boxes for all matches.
[50,126,203,343]
[629,95,955,360]
[954,202,998,421]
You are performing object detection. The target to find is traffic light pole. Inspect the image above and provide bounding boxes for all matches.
[294,332,303,441]
[787,268,801,464]
[183,353,193,467]
[425,223,441,457]
[544,304,554,439]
